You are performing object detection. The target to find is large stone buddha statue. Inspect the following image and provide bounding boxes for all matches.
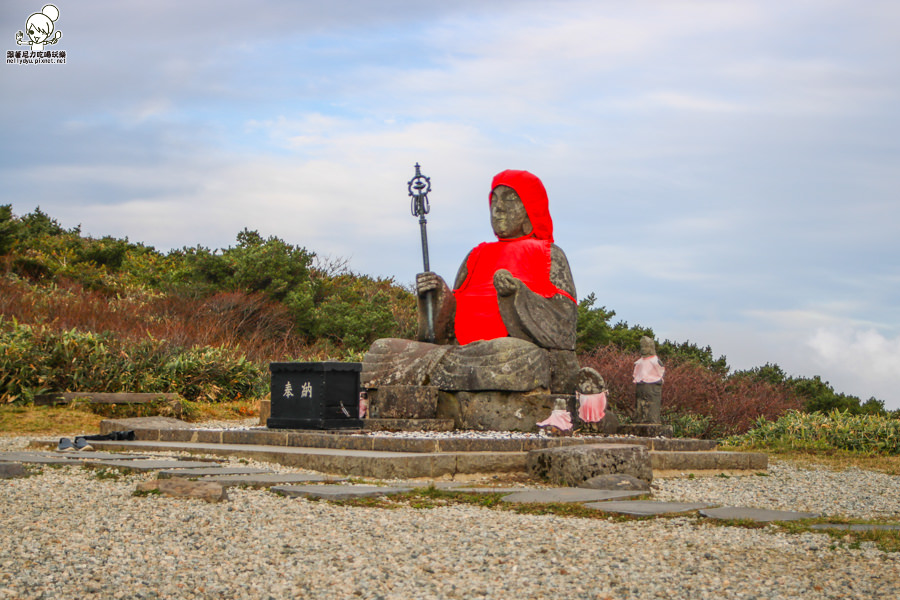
[361,170,582,430]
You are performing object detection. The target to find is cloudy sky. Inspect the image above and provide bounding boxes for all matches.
[2,1,898,409]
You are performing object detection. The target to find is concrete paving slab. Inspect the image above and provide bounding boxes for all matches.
[51,451,152,460]
[207,473,344,488]
[85,459,224,472]
[583,500,714,515]
[447,487,532,494]
[700,507,819,522]
[418,482,531,494]
[157,467,274,479]
[0,451,84,465]
[501,489,644,504]
[272,484,414,500]
[809,524,900,532]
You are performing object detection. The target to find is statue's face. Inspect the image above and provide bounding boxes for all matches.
[490,186,532,238]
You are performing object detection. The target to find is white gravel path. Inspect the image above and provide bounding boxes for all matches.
[1,433,899,599]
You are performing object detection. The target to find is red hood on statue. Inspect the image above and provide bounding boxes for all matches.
[489,169,554,242]
[453,170,575,345]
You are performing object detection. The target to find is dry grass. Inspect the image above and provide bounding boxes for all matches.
[0,278,309,363]
[0,405,105,436]
[190,398,260,422]
[0,399,260,436]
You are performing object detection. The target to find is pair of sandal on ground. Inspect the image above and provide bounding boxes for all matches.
[56,430,136,452]
[56,436,94,451]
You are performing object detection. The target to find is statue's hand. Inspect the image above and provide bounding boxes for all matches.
[493,269,520,297]
[416,272,442,297]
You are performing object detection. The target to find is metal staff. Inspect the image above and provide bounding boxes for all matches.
[408,163,434,342]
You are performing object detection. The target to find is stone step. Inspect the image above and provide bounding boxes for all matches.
[650,451,768,472]
[157,466,274,479]
[0,451,152,465]
[83,439,766,479]
[500,489,643,504]
[583,501,713,516]
[87,440,526,479]
[84,459,223,473]
[699,507,819,522]
[206,473,345,488]
[272,485,415,500]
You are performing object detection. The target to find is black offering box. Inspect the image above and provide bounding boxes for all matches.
[267,362,363,429]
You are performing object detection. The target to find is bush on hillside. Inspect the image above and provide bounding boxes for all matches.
[312,273,415,352]
[734,363,889,416]
[575,293,654,353]
[0,318,266,404]
[581,345,802,437]
[0,277,306,362]
[722,409,900,455]
[0,206,418,349]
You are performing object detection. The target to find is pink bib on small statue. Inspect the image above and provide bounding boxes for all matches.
[537,409,573,431]
[577,391,607,423]
[633,356,665,383]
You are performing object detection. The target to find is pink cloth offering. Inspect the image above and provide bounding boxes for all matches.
[577,391,607,423]
[358,395,369,419]
[537,409,573,431]
[633,356,665,384]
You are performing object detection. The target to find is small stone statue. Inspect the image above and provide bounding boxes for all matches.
[576,367,618,434]
[633,336,665,423]
[536,397,573,435]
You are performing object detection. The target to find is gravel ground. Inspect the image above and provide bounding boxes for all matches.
[654,461,900,520]
[1,433,899,600]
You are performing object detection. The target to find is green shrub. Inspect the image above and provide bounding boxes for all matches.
[0,318,266,404]
[0,318,49,402]
[722,409,900,455]
[311,274,413,351]
[0,205,17,255]
[664,411,714,439]
[161,346,265,402]
[575,293,654,353]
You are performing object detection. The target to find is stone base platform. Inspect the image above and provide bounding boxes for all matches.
[65,417,770,480]
[97,417,717,453]
[618,424,675,438]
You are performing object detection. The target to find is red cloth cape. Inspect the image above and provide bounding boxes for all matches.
[453,170,575,345]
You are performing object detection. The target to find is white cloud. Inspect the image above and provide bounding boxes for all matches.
[652,317,900,411]
[631,92,747,114]
[807,327,900,409]
[573,244,712,283]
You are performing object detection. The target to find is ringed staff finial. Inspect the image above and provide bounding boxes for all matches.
[408,163,432,267]
[408,163,435,342]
